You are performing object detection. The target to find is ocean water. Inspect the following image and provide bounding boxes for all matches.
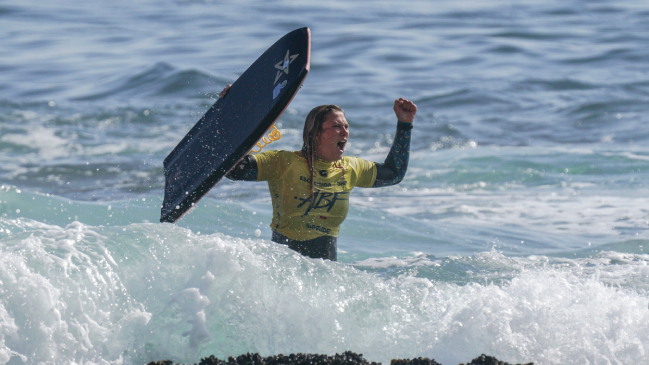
[1,0,649,364]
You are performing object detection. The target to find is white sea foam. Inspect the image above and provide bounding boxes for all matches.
[1,220,648,365]
[1,126,70,160]
[352,143,649,244]
[352,189,649,244]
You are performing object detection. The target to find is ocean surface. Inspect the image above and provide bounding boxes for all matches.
[2,1,649,364]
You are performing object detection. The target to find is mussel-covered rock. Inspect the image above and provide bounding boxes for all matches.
[146,351,534,365]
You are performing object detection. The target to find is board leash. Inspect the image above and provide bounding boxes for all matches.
[249,124,282,154]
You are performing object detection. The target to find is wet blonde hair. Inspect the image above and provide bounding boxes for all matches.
[301,105,345,198]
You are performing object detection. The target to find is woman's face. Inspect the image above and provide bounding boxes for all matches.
[313,111,349,162]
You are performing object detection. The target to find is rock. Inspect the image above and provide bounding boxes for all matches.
[391,357,442,365]
[146,351,533,365]
[459,354,535,365]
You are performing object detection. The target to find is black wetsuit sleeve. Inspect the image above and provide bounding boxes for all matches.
[225,155,258,181]
[372,121,413,187]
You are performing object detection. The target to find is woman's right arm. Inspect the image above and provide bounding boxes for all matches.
[226,155,258,181]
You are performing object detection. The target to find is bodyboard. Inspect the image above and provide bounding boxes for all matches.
[161,27,311,223]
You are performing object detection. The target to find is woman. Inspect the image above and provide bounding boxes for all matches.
[222,85,417,261]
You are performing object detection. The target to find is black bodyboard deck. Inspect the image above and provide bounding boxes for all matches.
[161,27,311,223]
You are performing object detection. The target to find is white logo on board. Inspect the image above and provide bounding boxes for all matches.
[274,50,299,85]
[273,80,288,99]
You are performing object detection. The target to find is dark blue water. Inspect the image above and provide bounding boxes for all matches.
[1,1,649,364]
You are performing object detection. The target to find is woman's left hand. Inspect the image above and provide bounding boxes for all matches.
[393,98,417,124]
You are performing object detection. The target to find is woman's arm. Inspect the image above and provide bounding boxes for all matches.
[372,121,412,187]
[226,155,258,181]
[372,98,417,188]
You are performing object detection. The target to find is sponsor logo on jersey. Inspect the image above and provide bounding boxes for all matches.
[299,175,333,187]
[295,191,349,216]
[306,223,331,234]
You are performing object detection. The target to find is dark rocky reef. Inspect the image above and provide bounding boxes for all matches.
[457,354,534,365]
[146,351,534,365]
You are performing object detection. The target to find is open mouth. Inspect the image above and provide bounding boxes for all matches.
[337,140,346,152]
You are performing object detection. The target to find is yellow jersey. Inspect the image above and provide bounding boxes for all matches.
[254,150,377,240]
